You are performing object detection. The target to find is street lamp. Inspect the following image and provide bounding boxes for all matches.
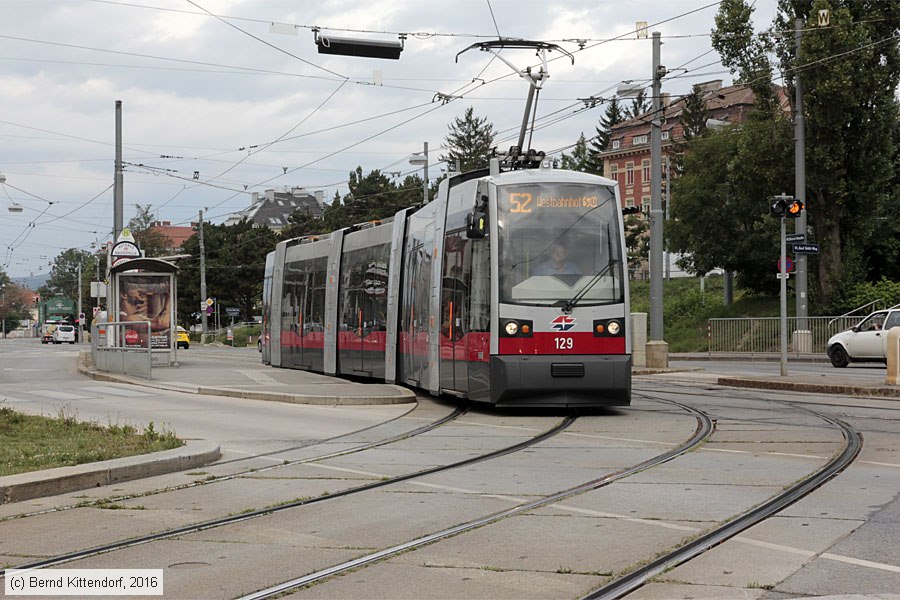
[1,173,23,213]
[409,142,429,205]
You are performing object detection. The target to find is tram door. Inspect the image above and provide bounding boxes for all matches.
[439,231,471,393]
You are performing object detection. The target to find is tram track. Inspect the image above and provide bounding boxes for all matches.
[237,397,714,600]
[0,411,578,577]
[581,392,863,600]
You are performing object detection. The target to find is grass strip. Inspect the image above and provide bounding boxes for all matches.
[0,406,182,477]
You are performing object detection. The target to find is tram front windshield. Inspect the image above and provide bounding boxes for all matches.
[497,182,624,307]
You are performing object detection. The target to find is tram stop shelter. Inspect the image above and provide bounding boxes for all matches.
[106,257,179,369]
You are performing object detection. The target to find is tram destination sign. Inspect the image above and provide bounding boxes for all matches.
[792,243,819,254]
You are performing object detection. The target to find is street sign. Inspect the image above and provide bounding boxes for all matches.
[225,307,240,316]
[793,243,819,254]
[777,273,791,279]
[205,298,214,307]
[785,233,805,243]
[777,257,794,273]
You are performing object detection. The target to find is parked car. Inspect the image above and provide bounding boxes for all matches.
[176,326,190,350]
[52,324,76,344]
[827,308,900,367]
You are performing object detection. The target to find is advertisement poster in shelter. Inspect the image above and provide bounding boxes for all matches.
[118,274,172,349]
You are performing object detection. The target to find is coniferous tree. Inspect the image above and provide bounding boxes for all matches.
[627,89,650,119]
[441,107,497,172]
[680,85,709,142]
[586,97,625,173]
[560,134,590,171]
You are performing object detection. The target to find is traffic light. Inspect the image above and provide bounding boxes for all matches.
[770,196,803,218]
[786,199,804,218]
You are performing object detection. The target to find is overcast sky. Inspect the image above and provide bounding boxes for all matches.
[0,0,778,278]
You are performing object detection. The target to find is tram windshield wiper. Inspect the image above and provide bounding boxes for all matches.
[554,258,619,313]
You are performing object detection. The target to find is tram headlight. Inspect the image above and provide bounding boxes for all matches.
[500,319,533,337]
[593,319,623,337]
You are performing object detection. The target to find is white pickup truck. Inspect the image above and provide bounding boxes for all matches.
[827,308,900,367]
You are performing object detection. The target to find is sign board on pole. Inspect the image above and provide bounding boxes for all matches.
[785,233,805,243]
[793,243,819,254]
[225,307,240,317]
[777,257,795,273]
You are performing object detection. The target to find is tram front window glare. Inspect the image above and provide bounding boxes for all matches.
[497,182,624,307]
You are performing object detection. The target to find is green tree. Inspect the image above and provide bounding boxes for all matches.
[713,0,900,306]
[667,120,794,293]
[586,97,625,173]
[627,89,650,119]
[560,134,590,171]
[177,220,277,326]
[680,85,709,142]
[127,204,169,258]
[39,249,95,308]
[441,106,497,172]
[1,271,26,336]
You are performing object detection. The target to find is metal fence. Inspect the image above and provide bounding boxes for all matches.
[91,321,153,379]
[708,316,865,356]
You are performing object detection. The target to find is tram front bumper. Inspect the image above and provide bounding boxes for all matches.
[489,354,631,407]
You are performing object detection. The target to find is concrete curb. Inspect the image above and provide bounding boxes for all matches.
[76,363,415,405]
[0,440,221,505]
[194,385,416,405]
[717,376,900,398]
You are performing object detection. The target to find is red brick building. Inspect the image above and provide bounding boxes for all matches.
[149,221,197,253]
[600,80,780,212]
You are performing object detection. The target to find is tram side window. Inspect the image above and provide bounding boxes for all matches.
[441,231,472,341]
[468,234,490,332]
[339,244,389,336]
[303,258,327,334]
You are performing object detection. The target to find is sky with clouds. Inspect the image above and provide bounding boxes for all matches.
[0,0,778,278]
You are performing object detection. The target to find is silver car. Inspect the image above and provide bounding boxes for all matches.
[827,309,900,367]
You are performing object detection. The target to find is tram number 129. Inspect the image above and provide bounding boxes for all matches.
[555,337,574,350]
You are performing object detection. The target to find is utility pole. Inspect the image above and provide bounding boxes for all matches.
[422,141,429,205]
[114,100,124,242]
[794,18,810,336]
[648,31,668,368]
[77,264,82,344]
[199,210,208,344]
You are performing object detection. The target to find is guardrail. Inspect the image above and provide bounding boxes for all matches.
[91,321,153,379]
[708,316,865,356]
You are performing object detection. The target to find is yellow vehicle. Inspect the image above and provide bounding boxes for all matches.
[176,326,190,350]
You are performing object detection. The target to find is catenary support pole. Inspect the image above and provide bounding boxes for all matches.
[199,210,208,344]
[794,17,808,329]
[114,100,124,242]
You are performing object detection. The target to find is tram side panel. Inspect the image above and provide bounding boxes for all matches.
[438,178,491,401]
[280,238,330,373]
[336,225,392,379]
[398,204,436,388]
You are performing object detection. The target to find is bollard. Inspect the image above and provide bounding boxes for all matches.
[887,327,900,386]
[631,313,647,367]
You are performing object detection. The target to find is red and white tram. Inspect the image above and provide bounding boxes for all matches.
[265,153,631,407]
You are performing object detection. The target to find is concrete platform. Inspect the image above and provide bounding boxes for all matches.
[77,349,417,405]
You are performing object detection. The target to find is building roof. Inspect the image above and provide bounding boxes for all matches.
[150,221,196,250]
[226,187,325,231]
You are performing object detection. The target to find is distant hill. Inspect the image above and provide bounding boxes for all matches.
[11,273,49,290]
